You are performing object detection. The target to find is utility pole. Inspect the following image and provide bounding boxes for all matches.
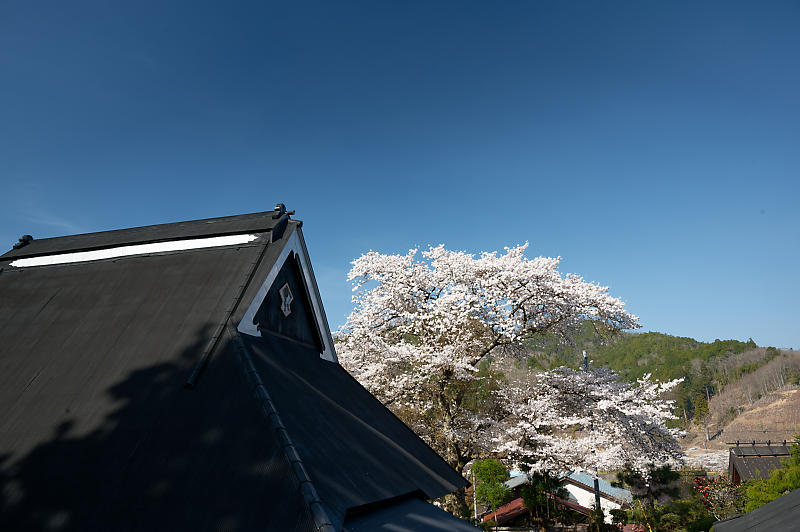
[583,350,603,515]
[472,469,478,522]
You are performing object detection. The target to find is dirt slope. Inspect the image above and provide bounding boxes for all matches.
[721,388,800,444]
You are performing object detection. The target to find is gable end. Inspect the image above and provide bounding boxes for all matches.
[237,227,337,362]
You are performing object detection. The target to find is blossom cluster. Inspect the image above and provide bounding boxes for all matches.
[494,367,684,476]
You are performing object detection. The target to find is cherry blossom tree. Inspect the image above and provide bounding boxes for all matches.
[337,243,644,474]
[494,367,684,476]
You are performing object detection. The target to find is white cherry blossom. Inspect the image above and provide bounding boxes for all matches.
[495,367,684,476]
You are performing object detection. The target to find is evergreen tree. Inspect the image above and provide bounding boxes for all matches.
[693,394,711,443]
[472,459,512,513]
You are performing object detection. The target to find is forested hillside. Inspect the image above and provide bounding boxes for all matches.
[524,324,798,432]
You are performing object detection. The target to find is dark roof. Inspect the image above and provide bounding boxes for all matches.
[713,487,800,531]
[730,445,792,457]
[242,333,466,527]
[729,445,791,482]
[0,211,472,531]
[343,497,480,531]
[1,210,281,260]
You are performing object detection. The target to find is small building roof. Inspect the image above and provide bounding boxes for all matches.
[503,471,632,505]
[564,472,633,504]
[482,497,528,525]
[728,445,791,483]
[505,474,531,489]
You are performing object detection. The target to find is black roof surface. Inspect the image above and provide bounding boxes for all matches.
[0,211,471,531]
[729,445,791,482]
[343,497,481,531]
[243,333,466,528]
[713,487,800,531]
[1,210,280,260]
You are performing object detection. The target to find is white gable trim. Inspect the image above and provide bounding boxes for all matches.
[237,228,337,363]
[9,234,259,268]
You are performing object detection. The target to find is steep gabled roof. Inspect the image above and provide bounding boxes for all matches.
[0,209,472,531]
[240,333,466,528]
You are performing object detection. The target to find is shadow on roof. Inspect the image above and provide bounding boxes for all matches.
[0,326,311,531]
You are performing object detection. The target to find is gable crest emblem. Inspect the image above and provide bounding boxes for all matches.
[279,283,293,317]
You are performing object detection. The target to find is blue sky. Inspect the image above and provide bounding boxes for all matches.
[2,1,798,348]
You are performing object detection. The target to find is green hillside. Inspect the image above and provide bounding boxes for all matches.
[524,323,768,424]
[526,323,756,379]
[595,333,757,382]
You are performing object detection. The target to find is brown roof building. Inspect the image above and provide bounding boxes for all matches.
[728,444,792,485]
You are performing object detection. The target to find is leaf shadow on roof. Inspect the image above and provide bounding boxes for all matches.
[0,325,310,532]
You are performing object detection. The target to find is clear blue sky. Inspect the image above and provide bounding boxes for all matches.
[2,1,798,348]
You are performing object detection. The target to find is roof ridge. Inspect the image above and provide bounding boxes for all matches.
[230,324,336,532]
[2,210,281,260]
